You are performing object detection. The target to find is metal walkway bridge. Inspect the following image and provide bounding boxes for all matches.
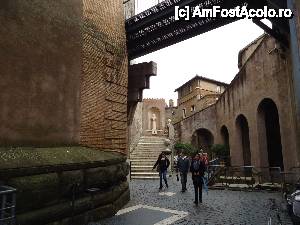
[125,0,290,60]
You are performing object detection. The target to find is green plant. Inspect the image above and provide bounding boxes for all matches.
[174,143,198,157]
[210,144,230,158]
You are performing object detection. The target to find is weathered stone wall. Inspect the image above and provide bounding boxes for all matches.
[216,36,297,170]
[0,147,129,225]
[124,0,135,19]
[238,35,264,69]
[0,0,82,146]
[296,1,300,49]
[128,102,143,154]
[175,35,299,170]
[80,0,128,154]
[174,105,217,145]
[142,99,167,136]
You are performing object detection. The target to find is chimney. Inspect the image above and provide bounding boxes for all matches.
[169,99,174,108]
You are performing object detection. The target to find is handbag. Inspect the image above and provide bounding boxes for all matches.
[156,164,160,172]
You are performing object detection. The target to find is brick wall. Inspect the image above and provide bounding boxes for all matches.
[80,0,128,154]
[0,0,129,154]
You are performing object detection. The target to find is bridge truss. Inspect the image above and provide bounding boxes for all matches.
[126,0,290,60]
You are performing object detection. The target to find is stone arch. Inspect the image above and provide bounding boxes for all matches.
[147,107,161,130]
[192,128,214,152]
[236,114,251,166]
[220,125,230,150]
[257,98,284,170]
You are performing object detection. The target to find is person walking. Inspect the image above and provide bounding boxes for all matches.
[177,150,190,192]
[153,152,170,190]
[190,153,205,205]
[202,153,209,167]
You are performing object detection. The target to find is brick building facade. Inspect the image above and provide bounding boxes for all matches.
[167,76,227,124]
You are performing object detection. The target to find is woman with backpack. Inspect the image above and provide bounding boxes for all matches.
[153,152,170,190]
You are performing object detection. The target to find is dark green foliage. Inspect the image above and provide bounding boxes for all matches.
[211,144,230,158]
[174,143,198,157]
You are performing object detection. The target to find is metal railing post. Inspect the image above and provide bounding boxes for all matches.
[130,161,132,181]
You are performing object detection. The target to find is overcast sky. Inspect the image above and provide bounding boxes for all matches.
[133,1,267,105]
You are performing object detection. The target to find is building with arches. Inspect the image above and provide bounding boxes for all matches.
[174,34,300,172]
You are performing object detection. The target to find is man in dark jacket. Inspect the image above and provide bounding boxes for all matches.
[153,152,170,190]
[177,150,190,192]
[190,153,205,205]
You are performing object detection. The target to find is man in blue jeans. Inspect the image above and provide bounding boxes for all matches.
[153,152,170,190]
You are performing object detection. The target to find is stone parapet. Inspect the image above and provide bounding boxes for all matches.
[0,147,129,225]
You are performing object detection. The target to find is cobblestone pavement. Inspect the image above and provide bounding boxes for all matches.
[95,176,293,225]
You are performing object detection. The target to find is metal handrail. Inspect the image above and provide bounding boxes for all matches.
[129,161,132,181]
[207,165,286,188]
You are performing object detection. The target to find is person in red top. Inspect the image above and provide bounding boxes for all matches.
[202,153,209,167]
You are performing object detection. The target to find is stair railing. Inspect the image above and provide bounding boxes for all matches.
[129,160,132,181]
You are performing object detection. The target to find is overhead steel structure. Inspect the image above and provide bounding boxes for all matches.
[126,0,290,60]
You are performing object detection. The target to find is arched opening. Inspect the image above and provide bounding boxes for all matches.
[220,125,230,150]
[147,107,161,130]
[192,128,214,152]
[257,98,284,170]
[236,115,251,166]
[220,125,230,165]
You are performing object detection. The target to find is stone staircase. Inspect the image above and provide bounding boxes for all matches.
[130,136,166,179]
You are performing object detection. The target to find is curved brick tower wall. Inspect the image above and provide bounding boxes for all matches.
[0,0,128,154]
[0,1,129,224]
[80,1,128,154]
[0,0,82,146]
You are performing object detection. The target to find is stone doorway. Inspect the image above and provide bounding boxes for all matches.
[236,115,251,166]
[192,128,214,152]
[257,98,284,171]
[220,125,230,150]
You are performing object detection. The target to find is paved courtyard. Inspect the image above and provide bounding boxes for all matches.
[93,175,293,225]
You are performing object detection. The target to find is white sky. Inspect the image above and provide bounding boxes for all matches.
[133,1,267,105]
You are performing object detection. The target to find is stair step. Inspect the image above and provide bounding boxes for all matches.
[130,136,168,180]
[131,172,159,175]
[130,176,160,179]
[130,159,157,161]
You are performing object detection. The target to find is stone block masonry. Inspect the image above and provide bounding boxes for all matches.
[0,147,130,225]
